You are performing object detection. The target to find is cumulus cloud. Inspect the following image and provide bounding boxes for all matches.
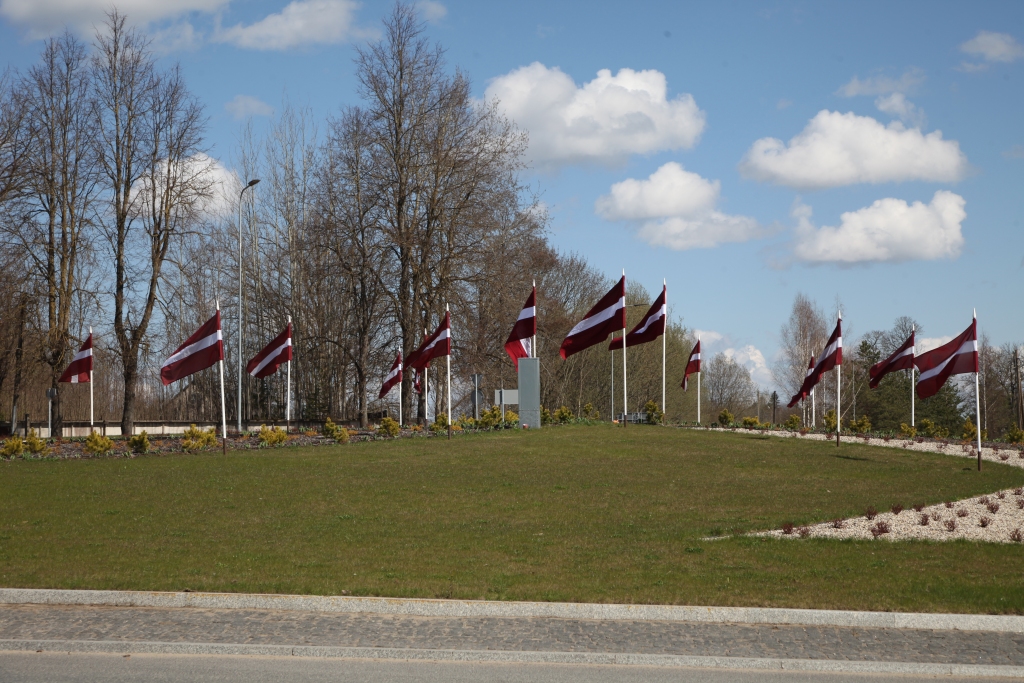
[0,0,228,37]
[1004,144,1024,160]
[596,162,761,250]
[960,30,1024,63]
[416,0,446,23]
[919,336,954,354]
[723,345,773,387]
[837,68,925,97]
[485,63,705,169]
[792,191,966,264]
[214,0,370,51]
[225,95,275,120]
[874,93,926,128]
[739,110,968,190]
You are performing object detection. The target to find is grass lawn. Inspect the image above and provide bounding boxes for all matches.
[2,425,1024,613]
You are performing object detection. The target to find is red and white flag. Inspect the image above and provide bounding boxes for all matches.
[869,330,914,389]
[504,287,536,369]
[559,275,626,359]
[609,284,665,351]
[787,317,842,408]
[915,319,977,399]
[681,338,701,391]
[58,334,93,383]
[160,312,224,385]
[247,323,292,379]
[379,352,403,399]
[408,312,451,371]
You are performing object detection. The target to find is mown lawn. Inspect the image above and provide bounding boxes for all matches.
[2,425,1023,613]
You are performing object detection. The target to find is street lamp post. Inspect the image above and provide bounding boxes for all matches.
[237,178,260,434]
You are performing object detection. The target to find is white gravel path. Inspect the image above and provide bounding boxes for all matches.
[702,427,1024,544]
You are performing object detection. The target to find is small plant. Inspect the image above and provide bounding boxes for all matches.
[644,400,664,425]
[84,430,115,455]
[797,526,811,538]
[870,520,891,538]
[822,409,838,433]
[781,522,795,535]
[912,503,925,512]
[24,429,49,456]
[944,500,954,508]
[979,516,991,528]
[1000,452,1010,461]
[1012,487,1022,496]
[742,416,760,428]
[899,423,917,438]
[848,414,871,434]
[128,431,150,454]
[978,495,990,505]
[1011,528,1023,543]
[1005,425,1024,444]
[1,436,24,459]
[890,503,904,515]
[182,424,218,452]
[962,418,979,441]
[987,502,1000,514]
[503,409,520,427]
[430,412,450,434]
[718,409,734,427]
[377,416,400,438]
[831,518,846,529]
[865,506,878,520]
[799,427,810,436]
[784,414,801,430]
[944,519,957,532]
[258,424,287,447]
[956,508,969,518]
[582,403,599,420]
[540,406,552,425]
[931,512,941,522]
[1018,499,1024,510]
[554,405,575,424]
[919,514,930,526]
[997,491,1006,500]
[321,417,349,443]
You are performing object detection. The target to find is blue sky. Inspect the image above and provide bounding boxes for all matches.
[2,0,1021,386]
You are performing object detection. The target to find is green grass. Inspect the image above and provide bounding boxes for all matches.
[2,425,1024,613]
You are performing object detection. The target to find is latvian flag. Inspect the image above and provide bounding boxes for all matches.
[681,339,701,391]
[869,331,914,389]
[559,275,625,359]
[915,319,977,400]
[408,312,451,371]
[504,287,536,369]
[58,333,93,383]
[160,312,225,385]
[788,317,842,407]
[247,323,292,378]
[379,353,402,399]
[609,284,665,351]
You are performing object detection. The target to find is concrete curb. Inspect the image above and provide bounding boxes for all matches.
[3,639,1024,678]
[3,588,1024,633]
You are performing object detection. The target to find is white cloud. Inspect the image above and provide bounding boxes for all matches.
[793,191,966,264]
[874,93,926,128]
[693,329,725,346]
[484,63,705,169]
[0,0,227,37]
[596,162,760,250]
[837,68,925,97]
[416,0,446,23]
[919,336,954,354]
[225,95,275,120]
[214,0,369,51]
[739,110,968,190]
[960,30,1024,63]
[1004,144,1024,160]
[723,345,773,387]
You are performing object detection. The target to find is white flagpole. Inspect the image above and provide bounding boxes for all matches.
[610,349,614,422]
[532,280,536,359]
[661,280,666,423]
[975,309,982,469]
[446,304,452,439]
[812,386,815,428]
[836,312,841,447]
[398,360,403,427]
[621,271,627,427]
[696,335,701,424]
[911,324,915,428]
[424,327,429,425]
[89,326,94,428]
[286,315,292,430]
[218,301,227,441]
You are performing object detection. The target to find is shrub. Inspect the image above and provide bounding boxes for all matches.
[864,506,877,520]
[182,424,218,452]
[899,423,917,438]
[918,418,950,439]
[848,415,871,434]
[1019,499,1024,510]
[1011,528,1023,543]
[956,508,969,518]
[979,516,991,528]
[322,418,349,443]
[987,502,1000,514]
[1,436,24,459]
[912,503,925,512]
[944,519,957,532]
[962,418,979,441]
[717,409,734,427]
[781,522,794,535]
[944,500,954,508]
[784,414,801,430]
[553,406,574,424]
[644,400,664,425]
[377,416,400,438]
[822,409,838,433]
[797,526,811,538]
[1005,425,1024,444]
[870,521,890,538]
[503,409,519,428]
[128,431,150,454]
[540,406,552,425]
[1000,453,1010,461]
[919,514,930,526]
[890,503,904,515]
[742,416,760,428]
[24,429,49,456]
[831,518,846,529]
[1015,487,1023,496]
[84,430,115,455]
[582,403,599,420]
[430,412,449,434]
[258,424,287,447]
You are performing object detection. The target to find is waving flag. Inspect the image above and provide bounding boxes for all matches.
[504,287,536,369]
[560,276,626,359]
[682,339,701,391]
[59,334,93,383]
[916,319,977,399]
[869,330,914,389]
[609,284,666,350]
[247,323,292,379]
[161,312,224,385]
[787,318,842,408]
[408,312,451,371]
[379,353,403,399]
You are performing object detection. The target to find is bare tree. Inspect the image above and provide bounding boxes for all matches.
[705,352,756,416]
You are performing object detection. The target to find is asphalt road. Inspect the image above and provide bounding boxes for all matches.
[0,652,1011,683]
